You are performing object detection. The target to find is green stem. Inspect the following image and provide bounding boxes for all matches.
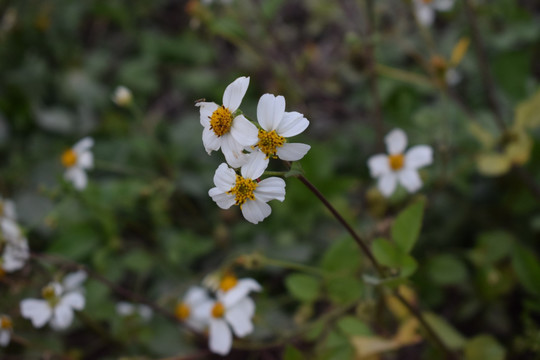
[260,256,327,277]
[263,171,288,177]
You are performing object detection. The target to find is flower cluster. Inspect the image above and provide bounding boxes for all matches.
[175,274,261,355]
[197,77,310,223]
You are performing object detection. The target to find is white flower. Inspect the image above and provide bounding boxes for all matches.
[61,137,94,190]
[0,196,17,223]
[1,220,29,274]
[253,94,310,165]
[209,153,286,224]
[196,77,259,166]
[112,86,133,107]
[368,129,433,197]
[175,286,210,331]
[216,274,262,306]
[194,285,260,355]
[116,301,153,322]
[413,0,455,26]
[20,271,86,330]
[0,315,12,347]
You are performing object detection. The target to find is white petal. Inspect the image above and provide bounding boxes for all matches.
[277,111,309,138]
[192,300,214,321]
[202,126,222,154]
[65,167,88,190]
[257,94,286,132]
[184,286,210,306]
[209,187,236,209]
[415,3,435,26]
[241,200,271,224]
[368,154,390,177]
[20,299,52,328]
[60,292,85,311]
[50,304,75,330]
[73,137,94,153]
[240,151,268,180]
[1,219,22,244]
[137,305,153,321]
[213,163,237,191]
[222,76,249,112]
[378,173,398,197]
[209,318,233,355]
[445,68,461,86]
[434,0,454,11]
[398,169,423,193]
[276,143,310,161]
[385,128,408,155]
[254,177,286,202]
[225,299,254,338]
[0,330,10,347]
[196,102,219,127]
[3,200,17,220]
[62,271,87,292]
[405,145,433,169]
[77,151,93,169]
[221,134,248,167]
[230,115,259,147]
[116,302,135,316]
[221,279,262,308]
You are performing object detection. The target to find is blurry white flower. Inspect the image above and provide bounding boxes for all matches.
[0,315,12,347]
[61,137,94,190]
[209,153,286,224]
[116,301,153,322]
[0,196,17,223]
[20,271,86,330]
[112,86,133,107]
[194,288,260,355]
[253,94,310,164]
[217,274,262,306]
[445,67,461,86]
[368,129,433,197]
[196,77,259,166]
[413,0,455,26]
[0,220,29,274]
[174,286,210,331]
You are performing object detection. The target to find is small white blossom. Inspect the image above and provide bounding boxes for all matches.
[0,196,17,224]
[216,274,262,306]
[116,301,153,322]
[20,271,86,330]
[175,286,211,331]
[0,315,12,347]
[61,137,94,190]
[1,220,29,274]
[368,129,433,197]
[413,0,455,26]
[112,86,133,107]
[196,77,259,167]
[209,153,286,224]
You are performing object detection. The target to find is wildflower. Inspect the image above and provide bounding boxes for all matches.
[116,302,153,322]
[0,315,12,347]
[20,271,86,330]
[196,76,259,166]
[413,0,455,26]
[0,196,17,224]
[0,220,29,275]
[253,94,310,162]
[112,86,133,107]
[61,137,94,190]
[368,129,433,197]
[209,153,286,224]
[174,286,210,331]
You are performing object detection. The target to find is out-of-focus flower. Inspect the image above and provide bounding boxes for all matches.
[112,86,133,107]
[209,153,286,224]
[0,220,29,275]
[368,129,433,197]
[61,137,94,190]
[196,77,259,167]
[174,286,210,331]
[413,0,455,26]
[217,274,262,306]
[429,38,469,87]
[0,196,16,224]
[116,302,153,322]
[20,271,86,330]
[0,315,12,347]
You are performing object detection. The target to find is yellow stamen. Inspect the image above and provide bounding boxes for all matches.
[257,129,285,158]
[210,106,234,137]
[227,175,258,207]
[42,284,59,307]
[0,315,12,330]
[61,149,77,168]
[174,302,190,321]
[211,302,225,318]
[219,275,238,292]
[388,154,405,171]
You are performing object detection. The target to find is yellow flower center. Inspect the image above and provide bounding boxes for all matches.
[210,106,234,137]
[61,149,78,168]
[227,175,258,207]
[174,302,190,321]
[219,275,238,292]
[0,315,12,330]
[257,129,285,158]
[388,154,405,171]
[211,302,225,318]
[42,284,59,307]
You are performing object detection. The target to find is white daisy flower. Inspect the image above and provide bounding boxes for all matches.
[196,76,259,166]
[216,274,262,307]
[1,220,29,275]
[194,289,260,355]
[112,86,133,107]
[367,129,433,197]
[61,137,94,191]
[209,153,286,224]
[174,286,210,331]
[20,271,86,330]
[0,315,12,347]
[253,94,311,164]
[116,301,153,322]
[413,0,455,26]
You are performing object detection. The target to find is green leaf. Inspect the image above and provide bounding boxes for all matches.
[465,335,506,360]
[285,273,321,303]
[283,345,304,360]
[391,201,425,253]
[512,244,540,297]
[326,276,364,304]
[337,316,372,336]
[426,254,468,285]
[423,312,466,350]
[372,237,401,267]
[321,236,361,273]
[470,230,514,266]
[48,224,101,261]
[400,255,418,277]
